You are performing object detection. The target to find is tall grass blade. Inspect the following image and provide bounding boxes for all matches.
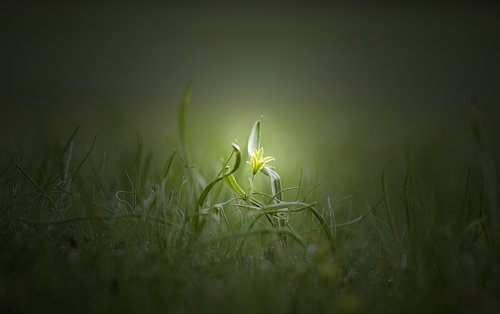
[327,197,336,242]
[404,144,414,248]
[44,121,84,187]
[162,150,177,179]
[382,168,399,246]
[74,134,98,178]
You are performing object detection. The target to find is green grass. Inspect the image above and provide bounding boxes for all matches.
[0,87,499,313]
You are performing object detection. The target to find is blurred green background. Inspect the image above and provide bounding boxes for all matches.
[1,2,500,200]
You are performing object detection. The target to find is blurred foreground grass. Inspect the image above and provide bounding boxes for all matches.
[1,88,499,313]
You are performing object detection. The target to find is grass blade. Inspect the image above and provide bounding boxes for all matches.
[196,143,242,209]
[382,167,399,246]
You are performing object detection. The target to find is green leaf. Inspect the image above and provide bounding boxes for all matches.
[196,143,242,209]
[247,117,262,156]
[225,173,246,199]
[262,166,283,202]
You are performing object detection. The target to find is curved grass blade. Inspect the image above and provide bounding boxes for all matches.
[196,143,241,209]
[248,203,316,224]
[225,173,246,199]
[308,204,336,254]
[249,186,299,205]
[240,201,336,253]
[238,201,314,211]
[262,166,283,202]
[336,212,368,228]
